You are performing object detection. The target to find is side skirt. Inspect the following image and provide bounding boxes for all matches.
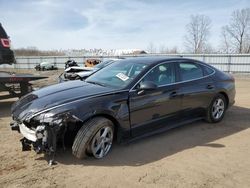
[123,117,203,144]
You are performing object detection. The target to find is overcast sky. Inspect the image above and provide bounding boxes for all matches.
[0,0,249,51]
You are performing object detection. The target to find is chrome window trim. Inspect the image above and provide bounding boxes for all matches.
[129,60,216,92]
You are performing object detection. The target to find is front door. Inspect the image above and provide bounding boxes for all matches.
[129,62,182,137]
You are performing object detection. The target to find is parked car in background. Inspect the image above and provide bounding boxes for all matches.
[59,58,122,82]
[35,62,58,71]
[65,59,78,69]
[85,58,101,67]
[0,23,15,65]
[11,57,235,163]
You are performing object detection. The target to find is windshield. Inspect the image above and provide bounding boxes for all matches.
[94,60,114,69]
[85,61,148,89]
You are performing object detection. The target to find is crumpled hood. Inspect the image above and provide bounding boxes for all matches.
[11,80,116,121]
[76,69,98,78]
[65,66,94,72]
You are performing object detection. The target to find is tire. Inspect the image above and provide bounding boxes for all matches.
[205,94,227,123]
[72,117,114,159]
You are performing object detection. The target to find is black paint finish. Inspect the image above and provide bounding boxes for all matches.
[11,57,235,148]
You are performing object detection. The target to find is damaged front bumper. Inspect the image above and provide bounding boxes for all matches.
[11,122,50,151]
[10,111,82,165]
[10,121,59,165]
[19,123,37,142]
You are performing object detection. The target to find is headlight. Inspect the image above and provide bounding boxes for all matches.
[35,125,46,139]
[31,112,62,125]
[28,110,81,129]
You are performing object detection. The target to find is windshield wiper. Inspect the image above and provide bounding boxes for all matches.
[86,81,107,87]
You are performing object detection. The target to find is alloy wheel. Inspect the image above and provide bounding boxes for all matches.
[212,98,225,120]
[90,126,113,159]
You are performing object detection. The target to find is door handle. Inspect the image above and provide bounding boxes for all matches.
[206,84,214,89]
[170,91,178,98]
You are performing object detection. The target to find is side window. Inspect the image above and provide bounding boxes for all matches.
[203,65,214,76]
[141,63,175,86]
[179,62,203,81]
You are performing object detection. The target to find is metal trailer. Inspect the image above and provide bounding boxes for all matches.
[0,71,47,100]
[1,23,48,99]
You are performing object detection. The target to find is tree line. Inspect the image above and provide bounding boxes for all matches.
[14,47,66,56]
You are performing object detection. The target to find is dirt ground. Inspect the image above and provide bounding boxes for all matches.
[0,70,250,188]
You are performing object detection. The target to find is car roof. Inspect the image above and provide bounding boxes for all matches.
[118,56,197,65]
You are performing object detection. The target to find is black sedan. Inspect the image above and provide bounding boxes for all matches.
[10,57,235,163]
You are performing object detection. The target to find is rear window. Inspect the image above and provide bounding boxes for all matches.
[179,62,203,81]
[0,24,8,38]
[203,65,214,75]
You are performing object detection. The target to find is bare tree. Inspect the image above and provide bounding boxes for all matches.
[159,44,167,53]
[147,42,156,53]
[203,44,215,54]
[220,26,231,53]
[167,46,179,54]
[222,8,250,53]
[184,14,211,53]
[244,35,250,53]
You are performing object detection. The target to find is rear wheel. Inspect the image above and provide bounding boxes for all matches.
[72,117,114,159]
[205,94,226,123]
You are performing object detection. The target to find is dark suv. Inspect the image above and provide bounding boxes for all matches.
[0,23,15,65]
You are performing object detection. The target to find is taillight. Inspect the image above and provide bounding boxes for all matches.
[1,38,10,48]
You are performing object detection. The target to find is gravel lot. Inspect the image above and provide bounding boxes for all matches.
[0,70,250,188]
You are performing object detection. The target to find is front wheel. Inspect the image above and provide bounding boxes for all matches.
[205,94,227,123]
[72,117,114,159]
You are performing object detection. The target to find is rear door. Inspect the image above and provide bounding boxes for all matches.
[176,60,216,118]
[129,62,182,137]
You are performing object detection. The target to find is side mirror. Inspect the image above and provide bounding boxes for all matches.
[137,81,157,95]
